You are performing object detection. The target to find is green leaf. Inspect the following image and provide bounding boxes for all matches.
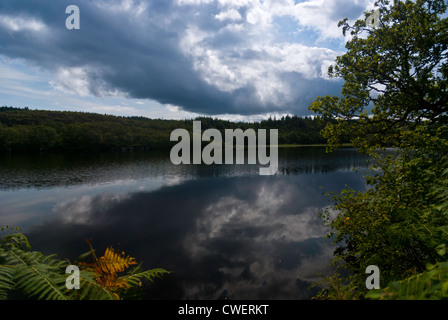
[121,267,171,287]
[436,244,446,257]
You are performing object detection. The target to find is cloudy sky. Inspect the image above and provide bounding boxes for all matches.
[0,0,376,121]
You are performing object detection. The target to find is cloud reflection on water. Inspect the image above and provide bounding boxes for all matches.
[26,170,366,299]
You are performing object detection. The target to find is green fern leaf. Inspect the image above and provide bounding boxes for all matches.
[77,270,120,300]
[121,267,171,287]
[0,265,15,300]
[1,238,69,300]
[13,262,68,300]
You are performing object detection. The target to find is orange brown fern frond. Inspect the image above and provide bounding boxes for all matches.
[80,240,138,293]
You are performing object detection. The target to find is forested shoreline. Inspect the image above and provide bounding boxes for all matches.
[0,106,329,153]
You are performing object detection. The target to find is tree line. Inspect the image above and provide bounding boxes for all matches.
[0,107,330,153]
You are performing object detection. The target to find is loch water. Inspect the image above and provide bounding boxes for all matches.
[0,147,370,299]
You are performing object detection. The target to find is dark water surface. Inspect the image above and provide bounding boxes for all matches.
[0,147,370,299]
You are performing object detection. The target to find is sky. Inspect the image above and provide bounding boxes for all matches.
[0,0,377,121]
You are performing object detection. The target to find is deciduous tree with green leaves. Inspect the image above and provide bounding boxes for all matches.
[310,0,448,299]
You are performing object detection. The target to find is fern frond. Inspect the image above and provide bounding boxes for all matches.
[0,234,69,300]
[1,234,169,300]
[97,246,137,276]
[81,243,138,292]
[8,247,69,300]
[121,267,171,288]
[1,233,31,250]
[0,265,15,300]
[77,270,120,300]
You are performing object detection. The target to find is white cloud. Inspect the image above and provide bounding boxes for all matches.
[94,0,148,16]
[0,14,47,33]
[290,0,374,40]
[217,0,256,8]
[246,3,272,27]
[176,0,362,111]
[176,0,213,5]
[164,104,202,119]
[50,66,123,98]
[88,104,140,115]
[215,9,243,21]
[166,104,181,112]
[180,24,338,107]
[50,67,92,97]
[178,0,375,41]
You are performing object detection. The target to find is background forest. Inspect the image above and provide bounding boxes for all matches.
[0,106,329,153]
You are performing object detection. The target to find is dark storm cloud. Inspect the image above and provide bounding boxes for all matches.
[0,0,346,115]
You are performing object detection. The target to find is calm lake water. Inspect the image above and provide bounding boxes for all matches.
[0,147,370,300]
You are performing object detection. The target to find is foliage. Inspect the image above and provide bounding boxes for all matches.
[366,245,448,299]
[0,107,328,153]
[310,0,448,299]
[80,240,138,291]
[311,272,362,300]
[315,158,448,300]
[0,233,169,300]
[78,240,169,299]
[309,0,448,153]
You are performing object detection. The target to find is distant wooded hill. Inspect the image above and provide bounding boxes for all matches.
[0,106,328,153]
